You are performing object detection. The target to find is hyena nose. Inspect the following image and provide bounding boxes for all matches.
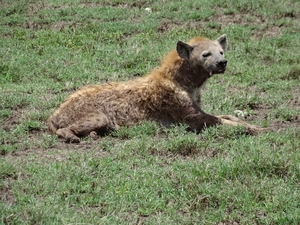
[217,59,227,68]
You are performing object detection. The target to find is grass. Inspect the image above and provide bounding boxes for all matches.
[1,0,300,224]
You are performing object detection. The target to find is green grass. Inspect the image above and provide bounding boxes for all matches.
[1,0,300,224]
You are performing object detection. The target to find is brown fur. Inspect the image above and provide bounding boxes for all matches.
[48,34,267,143]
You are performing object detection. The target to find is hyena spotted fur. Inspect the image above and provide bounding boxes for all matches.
[48,34,267,143]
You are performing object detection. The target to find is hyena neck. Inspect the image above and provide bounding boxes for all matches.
[172,60,210,94]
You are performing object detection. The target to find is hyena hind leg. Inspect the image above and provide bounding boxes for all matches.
[56,128,80,143]
[57,113,110,143]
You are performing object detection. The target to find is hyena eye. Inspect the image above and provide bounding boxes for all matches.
[220,51,224,55]
[202,52,211,57]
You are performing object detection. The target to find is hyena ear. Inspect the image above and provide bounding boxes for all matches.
[216,34,228,51]
[176,41,194,60]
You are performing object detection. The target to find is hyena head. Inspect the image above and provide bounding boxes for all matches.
[176,34,228,76]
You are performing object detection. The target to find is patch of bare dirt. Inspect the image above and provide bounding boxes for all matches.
[213,13,265,26]
[270,119,300,131]
[157,20,207,33]
[157,8,300,40]
[26,1,144,16]
[9,136,111,162]
[0,184,16,206]
[150,144,224,162]
[212,13,285,39]
[235,98,300,132]
[217,220,240,225]
[157,20,185,33]
[27,2,69,14]
[156,16,283,40]
[254,25,283,39]
[288,94,300,110]
[245,102,300,132]
[2,106,25,133]
[221,84,300,132]
[0,168,26,206]
[24,20,84,31]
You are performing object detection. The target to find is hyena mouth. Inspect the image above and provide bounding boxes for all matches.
[209,69,226,76]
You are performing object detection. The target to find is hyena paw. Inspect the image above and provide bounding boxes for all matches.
[65,136,80,143]
[57,128,81,143]
[217,115,244,123]
[89,131,98,140]
[246,125,270,135]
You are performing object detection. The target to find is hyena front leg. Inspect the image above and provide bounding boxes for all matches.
[172,103,268,135]
[217,115,269,135]
[56,113,110,143]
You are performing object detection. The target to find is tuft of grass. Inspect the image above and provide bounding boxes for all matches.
[111,121,159,139]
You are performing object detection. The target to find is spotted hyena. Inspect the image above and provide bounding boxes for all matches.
[48,34,267,143]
